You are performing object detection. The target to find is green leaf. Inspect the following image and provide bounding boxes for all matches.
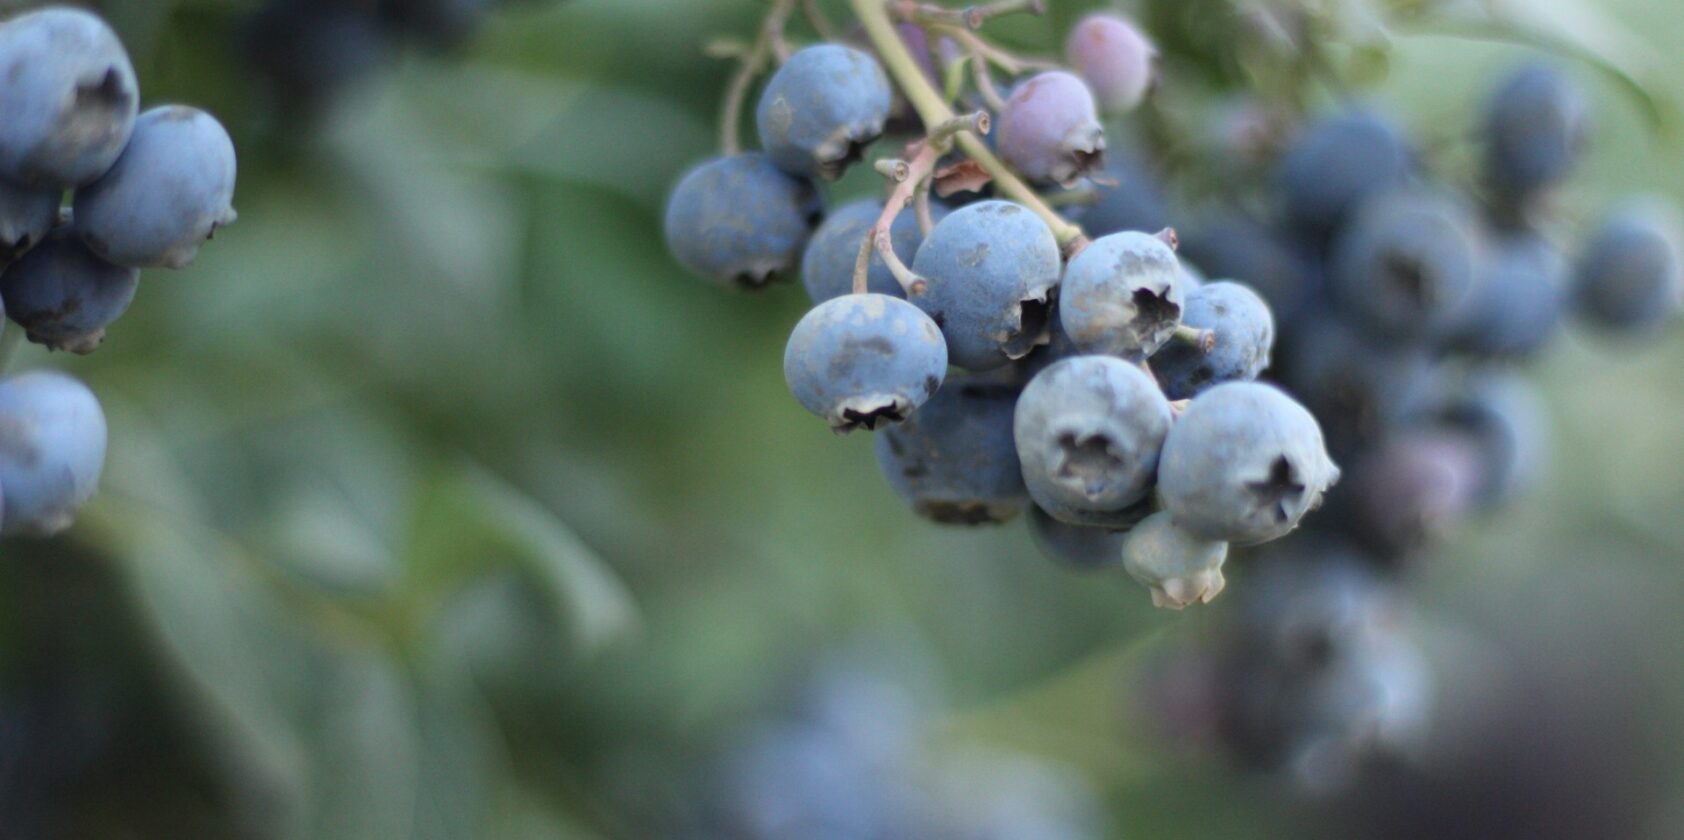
[308,655,420,840]
[1388,0,1673,129]
[406,463,639,656]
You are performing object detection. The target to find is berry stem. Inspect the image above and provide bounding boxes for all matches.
[851,0,1085,248]
[854,139,942,296]
[799,0,837,40]
[892,0,1045,30]
[1173,324,1217,353]
[719,0,797,155]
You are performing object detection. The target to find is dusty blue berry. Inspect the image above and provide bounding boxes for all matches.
[0,178,59,263]
[1330,188,1481,343]
[1279,316,1436,458]
[1179,215,1314,328]
[784,293,947,433]
[910,200,1060,371]
[997,71,1106,187]
[1121,511,1229,609]
[0,226,137,354]
[801,199,946,304]
[0,370,106,535]
[874,373,1025,525]
[1276,109,1411,236]
[1153,281,1274,400]
[1482,62,1587,205]
[0,8,138,187]
[1158,382,1339,545]
[1570,200,1684,335]
[73,106,238,269]
[1026,505,1128,570]
[1060,231,1187,359]
[664,153,822,289]
[756,44,891,180]
[1445,231,1565,359]
[1014,356,1171,525]
[1435,372,1547,512]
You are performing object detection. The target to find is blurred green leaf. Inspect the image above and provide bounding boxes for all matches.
[406,463,639,657]
[309,655,420,840]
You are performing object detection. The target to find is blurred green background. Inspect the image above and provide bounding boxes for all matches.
[4,0,1684,837]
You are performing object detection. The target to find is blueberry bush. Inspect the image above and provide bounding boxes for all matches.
[3,1,1684,838]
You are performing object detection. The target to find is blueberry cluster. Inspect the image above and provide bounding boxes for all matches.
[1116,58,1681,785]
[0,6,238,535]
[665,6,1340,611]
[690,658,1106,839]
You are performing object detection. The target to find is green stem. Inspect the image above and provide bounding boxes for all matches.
[850,0,1085,248]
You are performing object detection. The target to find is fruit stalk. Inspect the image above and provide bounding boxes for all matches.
[849,0,1085,249]
[853,139,944,295]
[720,0,796,155]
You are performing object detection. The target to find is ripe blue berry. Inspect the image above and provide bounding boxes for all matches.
[1065,13,1156,115]
[1276,109,1411,236]
[0,178,59,263]
[1444,232,1566,359]
[1338,429,1481,560]
[756,44,892,180]
[73,106,238,269]
[1073,152,1169,238]
[1570,201,1684,335]
[874,373,1025,525]
[0,370,106,535]
[664,153,822,290]
[1329,188,1481,343]
[1279,317,1436,457]
[1158,382,1339,544]
[1179,215,1314,329]
[784,293,947,433]
[1152,281,1275,400]
[801,199,947,304]
[1014,356,1171,525]
[996,71,1106,187]
[909,200,1060,371]
[1435,372,1547,512]
[378,0,487,48]
[1120,511,1229,609]
[1060,231,1187,359]
[0,8,138,188]
[1482,62,1587,206]
[0,227,137,354]
[1026,505,1127,570]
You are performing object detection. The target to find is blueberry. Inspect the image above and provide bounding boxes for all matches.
[784,293,947,433]
[0,370,106,535]
[1444,231,1566,359]
[73,106,238,269]
[1277,316,1436,458]
[996,71,1106,187]
[0,227,138,354]
[874,372,1026,525]
[1179,215,1314,329]
[1434,372,1547,511]
[909,200,1060,371]
[1158,382,1339,544]
[1338,430,1482,561]
[1121,511,1229,609]
[1073,152,1170,238]
[0,178,59,264]
[1060,231,1187,359]
[1025,505,1128,570]
[1329,188,1482,343]
[801,198,947,304]
[0,8,138,188]
[1276,109,1411,237]
[1065,13,1157,115]
[1152,281,1275,400]
[1569,200,1684,335]
[245,0,388,115]
[1014,356,1171,525]
[664,153,823,290]
[756,44,892,180]
[1482,62,1587,207]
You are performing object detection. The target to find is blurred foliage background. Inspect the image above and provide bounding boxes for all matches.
[3,0,1684,837]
